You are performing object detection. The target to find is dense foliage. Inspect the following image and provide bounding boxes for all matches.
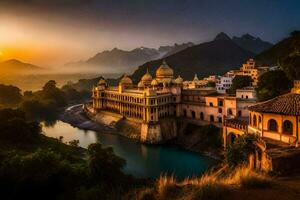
[256,70,292,102]
[225,134,258,166]
[279,54,300,81]
[0,84,22,107]
[0,108,137,199]
[255,30,300,66]
[0,109,41,143]
[228,75,253,94]
[181,124,222,150]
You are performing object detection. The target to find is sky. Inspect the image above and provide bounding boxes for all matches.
[0,0,299,67]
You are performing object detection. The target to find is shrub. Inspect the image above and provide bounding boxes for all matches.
[225,134,258,166]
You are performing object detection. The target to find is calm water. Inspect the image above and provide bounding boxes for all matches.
[43,120,216,178]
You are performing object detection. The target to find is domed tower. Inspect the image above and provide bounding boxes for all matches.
[141,68,153,86]
[119,74,133,92]
[156,60,174,80]
[137,81,145,90]
[119,74,133,86]
[174,75,183,85]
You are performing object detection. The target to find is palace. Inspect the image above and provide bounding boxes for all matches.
[91,60,257,143]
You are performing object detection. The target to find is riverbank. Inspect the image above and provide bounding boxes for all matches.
[60,105,223,160]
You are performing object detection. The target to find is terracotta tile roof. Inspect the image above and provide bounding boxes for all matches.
[249,93,300,116]
[224,117,249,130]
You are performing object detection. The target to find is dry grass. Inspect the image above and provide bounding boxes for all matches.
[134,165,273,200]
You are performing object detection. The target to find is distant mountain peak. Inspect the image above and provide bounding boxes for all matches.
[214,32,231,41]
[3,59,23,64]
[0,58,44,74]
[241,33,256,40]
[232,34,273,54]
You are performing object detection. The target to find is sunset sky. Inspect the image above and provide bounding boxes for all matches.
[0,0,299,67]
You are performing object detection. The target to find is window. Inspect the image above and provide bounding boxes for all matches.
[283,120,293,135]
[218,108,222,113]
[200,112,204,120]
[238,110,242,117]
[218,100,223,106]
[191,111,196,119]
[246,95,248,99]
[253,115,257,127]
[209,102,213,107]
[183,110,187,117]
[210,115,214,122]
[268,119,278,132]
[218,117,222,123]
[227,108,233,115]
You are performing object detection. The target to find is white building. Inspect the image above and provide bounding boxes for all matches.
[216,76,233,94]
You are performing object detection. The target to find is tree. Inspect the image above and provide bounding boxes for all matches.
[42,80,66,107]
[0,84,22,107]
[225,134,258,166]
[87,143,126,185]
[256,70,292,102]
[279,54,300,81]
[228,75,252,94]
[0,109,41,143]
[207,81,216,87]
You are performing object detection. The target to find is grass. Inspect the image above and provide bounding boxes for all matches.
[132,165,273,200]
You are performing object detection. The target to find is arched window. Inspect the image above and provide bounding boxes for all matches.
[210,115,214,122]
[227,108,233,115]
[200,112,204,120]
[191,111,196,119]
[253,115,257,127]
[283,120,293,135]
[268,119,278,132]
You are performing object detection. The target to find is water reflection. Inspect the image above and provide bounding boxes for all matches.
[42,120,216,178]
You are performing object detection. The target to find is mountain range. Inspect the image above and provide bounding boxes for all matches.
[232,34,273,54]
[66,42,194,73]
[0,59,44,75]
[130,32,256,82]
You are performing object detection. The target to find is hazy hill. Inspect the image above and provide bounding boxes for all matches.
[232,34,273,54]
[66,43,194,73]
[130,32,254,82]
[0,59,44,75]
[255,31,300,66]
[254,31,300,80]
[160,42,194,57]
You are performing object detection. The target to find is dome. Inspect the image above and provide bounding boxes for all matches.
[98,78,106,85]
[119,74,133,85]
[175,75,183,84]
[141,69,153,82]
[156,60,174,78]
[138,81,145,88]
[151,79,159,86]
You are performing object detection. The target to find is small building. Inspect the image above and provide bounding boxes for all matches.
[248,82,300,145]
[224,80,300,146]
[216,76,233,94]
[236,86,256,100]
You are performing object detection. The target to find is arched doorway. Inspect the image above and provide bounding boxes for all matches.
[200,112,204,120]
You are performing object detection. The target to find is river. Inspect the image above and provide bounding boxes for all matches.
[43,120,216,179]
